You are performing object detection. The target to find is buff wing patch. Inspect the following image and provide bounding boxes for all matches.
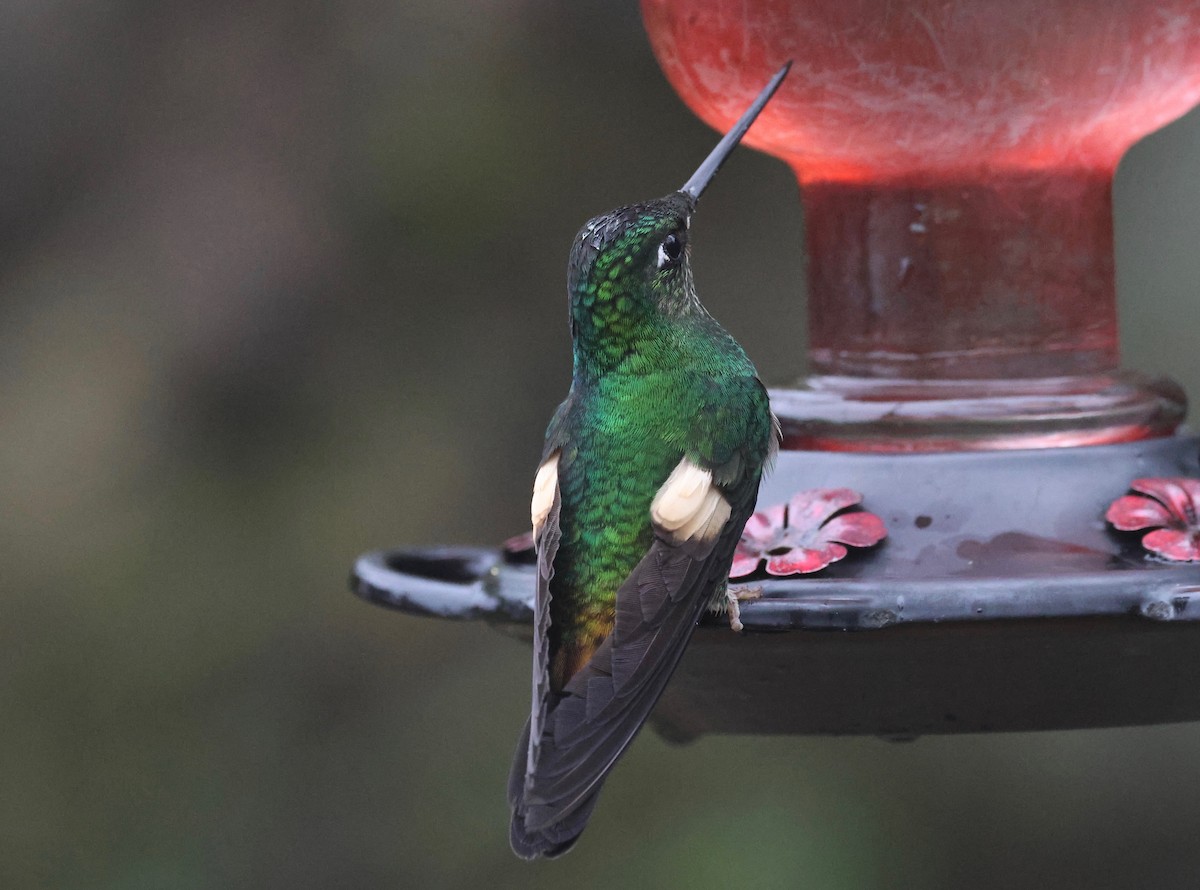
[650,457,731,543]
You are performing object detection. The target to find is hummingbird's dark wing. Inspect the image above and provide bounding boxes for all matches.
[508,450,760,859]
[506,452,561,821]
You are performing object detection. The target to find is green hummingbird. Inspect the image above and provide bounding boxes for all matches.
[507,63,789,860]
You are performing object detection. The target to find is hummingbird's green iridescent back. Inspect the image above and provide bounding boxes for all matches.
[548,192,774,689]
[508,63,789,860]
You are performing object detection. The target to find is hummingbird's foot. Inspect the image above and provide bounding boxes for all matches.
[724,585,762,633]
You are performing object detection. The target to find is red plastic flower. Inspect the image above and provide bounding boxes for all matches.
[730,488,887,578]
[501,531,537,565]
[1106,477,1200,562]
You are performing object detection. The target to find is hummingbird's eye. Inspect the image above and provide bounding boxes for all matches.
[656,232,683,268]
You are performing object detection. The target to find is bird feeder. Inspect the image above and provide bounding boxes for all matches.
[353,0,1200,740]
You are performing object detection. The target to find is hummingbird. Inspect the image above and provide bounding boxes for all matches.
[507,63,789,860]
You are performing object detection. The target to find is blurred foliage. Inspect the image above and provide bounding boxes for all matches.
[4,1,1200,888]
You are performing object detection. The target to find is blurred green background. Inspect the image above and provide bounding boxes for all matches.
[7,2,1200,888]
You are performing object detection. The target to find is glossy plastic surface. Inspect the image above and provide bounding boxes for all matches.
[641,0,1200,449]
[352,436,1200,736]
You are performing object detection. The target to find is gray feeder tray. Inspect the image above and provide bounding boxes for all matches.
[352,435,1200,740]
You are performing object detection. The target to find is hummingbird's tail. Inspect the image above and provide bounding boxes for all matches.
[506,717,604,860]
[508,790,601,860]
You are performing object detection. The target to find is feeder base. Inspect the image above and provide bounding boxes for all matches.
[352,435,1200,738]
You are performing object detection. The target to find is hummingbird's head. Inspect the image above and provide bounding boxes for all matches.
[566,191,699,362]
[564,62,791,375]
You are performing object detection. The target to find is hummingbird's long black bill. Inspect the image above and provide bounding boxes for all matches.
[680,61,791,202]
